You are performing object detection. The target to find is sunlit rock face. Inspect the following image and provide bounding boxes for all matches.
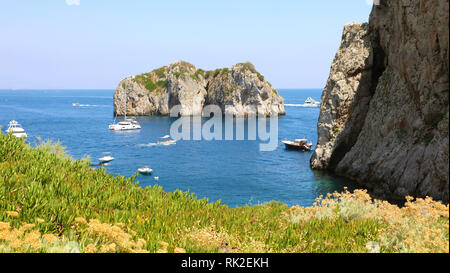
[311,0,449,203]
[113,61,285,117]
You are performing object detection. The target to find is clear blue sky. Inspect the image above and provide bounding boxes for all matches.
[0,0,373,89]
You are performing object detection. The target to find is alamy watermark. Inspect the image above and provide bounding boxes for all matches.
[169,104,280,152]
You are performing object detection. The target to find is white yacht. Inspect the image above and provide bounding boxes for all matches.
[304,97,320,107]
[109,92,141,131]
[6,120,28,138]
[138,166,153,175]
[98,155,115,164]
[109,119,141,131]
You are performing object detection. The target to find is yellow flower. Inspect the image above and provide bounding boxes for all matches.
[6,211,19,217]
[0,222,10,231]
[23,230,42,250]
[174,247,186,253]
[84,244,97,253]
[158,241,169,248]
[75,217,87,224]
[99,243,117,253]
[156,248,168,253]
[42,234,58,244]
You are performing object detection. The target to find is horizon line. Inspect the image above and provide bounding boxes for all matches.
[0,87,324,91]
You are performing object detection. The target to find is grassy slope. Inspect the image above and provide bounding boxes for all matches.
[0,133,448,253]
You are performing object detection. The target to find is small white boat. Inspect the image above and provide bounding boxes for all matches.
[98,155,115,163]
[72,103,80,107]
[282,139,313,151]
[138,166,153,175]
[109,119,141,131]
[157,139,176,146]
[304,97,320,107]
[6,120,28,138]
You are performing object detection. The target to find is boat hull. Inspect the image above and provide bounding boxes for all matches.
[109,125,141,131]
[98,156,115,163]
[11,133,28,138]
[282,141,312,151]
[283,144,312,151]
[138,169,153,175]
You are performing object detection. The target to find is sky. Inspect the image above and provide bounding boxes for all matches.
[0,0,374,89]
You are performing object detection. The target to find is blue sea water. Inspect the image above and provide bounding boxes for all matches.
[0,89,356,207]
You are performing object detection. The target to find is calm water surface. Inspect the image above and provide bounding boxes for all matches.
[0,89,355,207]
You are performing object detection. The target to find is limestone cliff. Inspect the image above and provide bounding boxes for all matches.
[311,0,449,203]
[113,61,285,117]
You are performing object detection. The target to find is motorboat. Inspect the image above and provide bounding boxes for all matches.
[6,120,28,138]
[282,139,313,151]
[98,155,115,163]
[72,103,80,107]
[157,139,176,146]
[304,97,320,107]
[138,166,153,175]
[109,119,141,131]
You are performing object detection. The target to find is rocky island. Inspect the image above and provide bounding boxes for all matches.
[311,0,449,203]
[113,61,285,117]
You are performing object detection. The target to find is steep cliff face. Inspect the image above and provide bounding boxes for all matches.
[311,0,449,203]
[114,61,285,117]
[310,23,374,170]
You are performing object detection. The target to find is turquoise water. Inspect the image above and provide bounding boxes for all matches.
[0,89,355,207]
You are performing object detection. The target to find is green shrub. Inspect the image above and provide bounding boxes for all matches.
[152,67,166,79]
[134,74,157,92]
[0,133,447,253]
[238,62,257,73]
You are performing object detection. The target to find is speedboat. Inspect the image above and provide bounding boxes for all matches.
[72,103,80,107]
[98,155,115,163]
[304,97,320,107]
[138,166,153,175]
[157,139,176,146]
[109,119,141,131]
[282,139,313,151]
[6,120,28,138]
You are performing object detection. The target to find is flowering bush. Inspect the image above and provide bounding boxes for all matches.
[0,132,448,253]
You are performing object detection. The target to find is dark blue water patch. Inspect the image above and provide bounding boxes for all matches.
[0,89,356,207]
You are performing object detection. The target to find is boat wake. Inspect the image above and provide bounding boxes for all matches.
[73,103,107,107]
[138,143,159,147]
[285,104,320,108]
[139,140,177,147]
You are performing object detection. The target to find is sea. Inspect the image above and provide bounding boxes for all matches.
[0,89,356,208]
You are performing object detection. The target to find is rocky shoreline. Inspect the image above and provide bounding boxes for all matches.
[113,61,285,117]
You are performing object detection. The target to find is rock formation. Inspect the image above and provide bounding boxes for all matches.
[311,0,449,203]
[113,61,285,117]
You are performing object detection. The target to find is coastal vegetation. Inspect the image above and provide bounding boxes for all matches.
[132,66,170,94]
[0,132,448,253]
[133,73,159,93]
